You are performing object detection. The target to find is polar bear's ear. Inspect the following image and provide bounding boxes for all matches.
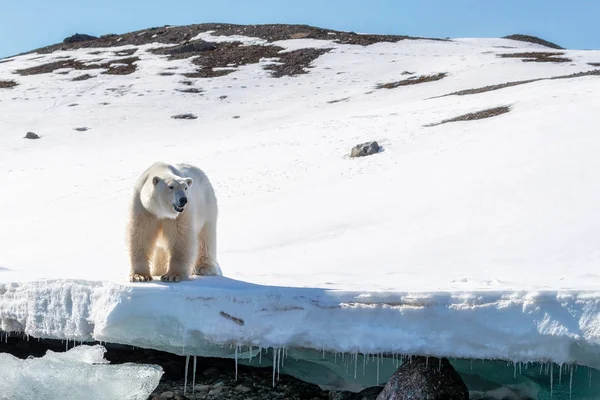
[152,176,161,186]
[185,177,193,187]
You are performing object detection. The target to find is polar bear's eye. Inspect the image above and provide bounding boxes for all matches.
[169,185,174,190]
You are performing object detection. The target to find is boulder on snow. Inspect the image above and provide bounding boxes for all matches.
[171,113,198,120]
[24,132,40,139]
[350,141,380,158]
[376,356,468,400]
[63,33,98,44]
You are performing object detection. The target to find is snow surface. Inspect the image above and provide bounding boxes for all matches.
[2,31,600,385]
[0,344,162,399]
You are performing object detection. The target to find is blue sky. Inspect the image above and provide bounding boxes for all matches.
[2,0,599,57]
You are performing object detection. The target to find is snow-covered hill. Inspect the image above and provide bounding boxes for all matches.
[1,24,600,395]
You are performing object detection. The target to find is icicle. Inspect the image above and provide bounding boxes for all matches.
[235,345,238,381]
[259,347,262,364]
[183,355,190,395]
[426,357,429,368]
[363,352,366,375]
[277,348,281,382]
[589,368,593,388]
[248,345,252,362]
[354,352,358,379]
[438,357,441,372]
[272,348,277,388]
[570,365,573,398]
[192,356,197,394]
[559,364,562,385]
[550,363,553,398]
[470,359,473,371]
[376,353,380,385]
[513,362,517,378]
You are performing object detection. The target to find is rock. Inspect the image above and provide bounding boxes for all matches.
[376,356,468,400]
[194,384,211,392]
[208,388,222,396]
[359,387,384,399]
[329,387,382,400]
[350,141,380,157]
[234,384,252,393]
[165,40,216,55]
[160,391,175,399]
[74,127,89,132]
[171,113,198,120]
[63,33,98,44]
[24,132,40,139]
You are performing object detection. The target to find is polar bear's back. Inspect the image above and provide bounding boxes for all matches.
[175,163,218,217]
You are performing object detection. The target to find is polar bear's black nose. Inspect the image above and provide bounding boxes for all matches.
[179,197,188,206]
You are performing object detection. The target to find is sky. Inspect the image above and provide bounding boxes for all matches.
[1,0,600,57]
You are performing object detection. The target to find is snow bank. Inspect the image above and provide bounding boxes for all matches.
[2,279,600,370]
[0,344,162,400]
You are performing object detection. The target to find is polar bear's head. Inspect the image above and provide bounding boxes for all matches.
[141,174,194,219]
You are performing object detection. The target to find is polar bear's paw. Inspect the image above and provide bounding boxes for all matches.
[194,264,222,277]
[160,272,187,282]
[130,273,153,282]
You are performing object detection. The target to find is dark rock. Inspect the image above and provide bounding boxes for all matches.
[72,74,95,81]
[176,88,203,94]
[350,141,380,157]
[171,113,197,120]
[24,132,40,139]
[330,387,383,400]
[164,40,216,55]
[232,115,240,119]
[503,34,563,49]
[376,356,468,400]
[0,80,18,88]
[63,33,98,44]
[74,127,89,132]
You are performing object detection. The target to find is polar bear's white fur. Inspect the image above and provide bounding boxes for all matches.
[127,161,221,282]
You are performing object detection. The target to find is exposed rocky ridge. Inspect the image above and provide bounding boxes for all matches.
[12,23,446,57]
[503,34,563,50]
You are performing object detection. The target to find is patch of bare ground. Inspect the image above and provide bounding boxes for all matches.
[0,80,18,88]
[264,48,332,77]
[589,62,600,67]
[14,57,139,76]
[0,59,14,64]
[377,73,447,89]
[436,69,600,97]
[503,34,563,49]
[71,74,95,81]
[154,40,331,78]
[498,52,571,63]
[113,48,137,56]
[327,97,350,104]
[425,106,511,127]
[17,23,446,57]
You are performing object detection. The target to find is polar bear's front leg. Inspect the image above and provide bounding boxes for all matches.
[160,219,196,282]
[128,213,160,282]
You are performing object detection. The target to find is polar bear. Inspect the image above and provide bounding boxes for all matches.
[127,161,221,282]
